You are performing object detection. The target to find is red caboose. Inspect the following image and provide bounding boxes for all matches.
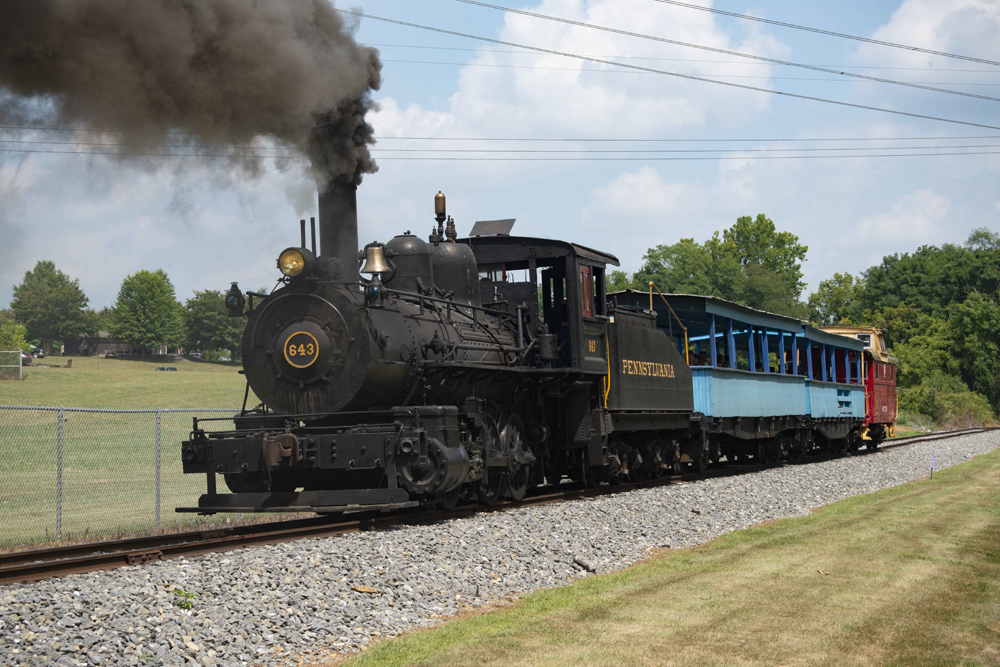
[820,326,898,446]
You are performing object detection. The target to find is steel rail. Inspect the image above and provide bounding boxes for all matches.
[1,427,993,587]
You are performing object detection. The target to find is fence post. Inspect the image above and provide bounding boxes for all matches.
[155,409,162,529]
[56,408,64,541]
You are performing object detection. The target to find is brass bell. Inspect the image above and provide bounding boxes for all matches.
[360,243,390,275]
[434,191,446,223]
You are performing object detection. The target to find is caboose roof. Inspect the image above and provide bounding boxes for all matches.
[461,235,620,268]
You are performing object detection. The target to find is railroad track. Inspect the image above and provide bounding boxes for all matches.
[1,426,993,587]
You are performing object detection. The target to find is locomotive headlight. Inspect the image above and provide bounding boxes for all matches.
[278,248,306,277]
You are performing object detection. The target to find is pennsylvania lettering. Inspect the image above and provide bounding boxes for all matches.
[621,359,675,378]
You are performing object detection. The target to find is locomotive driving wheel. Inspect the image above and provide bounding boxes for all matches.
[477,415,506,505]
[607,440,630,485]
[502,414,531,501]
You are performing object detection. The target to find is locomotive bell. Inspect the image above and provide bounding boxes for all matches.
[360,243,390,275]
[434,191,446,223]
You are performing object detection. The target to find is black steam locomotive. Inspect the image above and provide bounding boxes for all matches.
[180,183,868,515]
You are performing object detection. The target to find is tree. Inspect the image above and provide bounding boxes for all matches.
[706,214,809,300]
[110,269,183,356]
[808,273,864,326]
[80,307,113,337]
[947,291,1000,410]
[633,238,743,301]
[966,227,1000,251]
[184,290,246,360]
[741,264,809,318]
[857,244,984,317]
[605,270,634,293]
[0,309,30,353]
[9,260,89,354]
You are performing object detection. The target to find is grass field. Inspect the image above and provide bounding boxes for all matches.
[343,449,1000,667]
[0,357,257,547]
[0,356,254,408]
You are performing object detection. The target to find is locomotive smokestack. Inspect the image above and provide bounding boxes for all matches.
[319,180,360,282]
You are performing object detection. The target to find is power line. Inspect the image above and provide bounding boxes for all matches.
[651,0,1000,68]
[338,9,1000,132]
[0,148,304,159]
[375,150,1000,161]
[374,135,1000,142]
[6,130,1000,144]
[379,58,1000,85]
[452,0,1000,103]
[369,144,1000,153]
[0,139,293,150]
[366,43,1000,71]
[4,147,999,161]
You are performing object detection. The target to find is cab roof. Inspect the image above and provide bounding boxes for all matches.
[460,235,620,268]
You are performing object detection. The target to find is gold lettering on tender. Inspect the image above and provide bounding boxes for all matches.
[619,359,678,379]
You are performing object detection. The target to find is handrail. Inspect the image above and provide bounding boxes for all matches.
[647,282,689,362]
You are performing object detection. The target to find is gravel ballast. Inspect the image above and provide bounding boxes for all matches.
[2,432,997,667]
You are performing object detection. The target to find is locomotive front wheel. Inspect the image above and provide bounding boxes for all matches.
[223,471,269,494]
[478,468,506,505]
[507,466,530,501]
[435,486,464,510]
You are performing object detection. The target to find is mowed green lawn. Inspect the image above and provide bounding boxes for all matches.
[344,449,1000,667]
[0,356,254,408]
[0,357,257,547]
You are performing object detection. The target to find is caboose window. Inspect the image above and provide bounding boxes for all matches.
[580,265,593,318]
[856,333,871,347]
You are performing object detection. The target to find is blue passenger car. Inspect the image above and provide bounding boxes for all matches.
[610,291,866,459]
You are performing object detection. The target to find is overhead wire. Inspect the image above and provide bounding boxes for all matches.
[451,0,1000,102]
[650,0,1000,68]
[7,138,1000,153]
[365,43,1000,71]
[4,146,1000,162]
[379,58,1000,85]
[337,9,1000,132]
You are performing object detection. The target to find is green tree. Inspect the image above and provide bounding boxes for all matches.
[110,269,183,356]
[80,306,113,337]
[892,320,957,388]
[808,273,864,326]
[706,213,809,300]
[184,290,246,361]
[742,264,809,319]
[633,238,743,301]
[947,291,1000,409]
[857,244,990,317]
[965,227,1000,251]
[0,309,30,353]
[9,260,89,354]
[605,270,635,293]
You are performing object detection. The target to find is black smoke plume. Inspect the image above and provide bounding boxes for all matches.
[0,0,381,186]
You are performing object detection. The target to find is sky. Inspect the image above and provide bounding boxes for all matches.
[2,0,999,309]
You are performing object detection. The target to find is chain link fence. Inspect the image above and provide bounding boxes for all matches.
[0,406,240,551]
[0,351,22,381]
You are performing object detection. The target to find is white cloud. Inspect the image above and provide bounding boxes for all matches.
[372,0,789,142]
[584,167,700,219]
[853,0,1000,68]
[851,190,951,249]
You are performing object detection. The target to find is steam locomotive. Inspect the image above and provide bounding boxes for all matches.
[179,183,893,514]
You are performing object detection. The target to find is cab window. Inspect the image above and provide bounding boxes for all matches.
[580,266,593,318]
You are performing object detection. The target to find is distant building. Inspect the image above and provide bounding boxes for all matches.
[63,331,132,357]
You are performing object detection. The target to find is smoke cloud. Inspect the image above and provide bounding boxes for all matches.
[0,0,381,186]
